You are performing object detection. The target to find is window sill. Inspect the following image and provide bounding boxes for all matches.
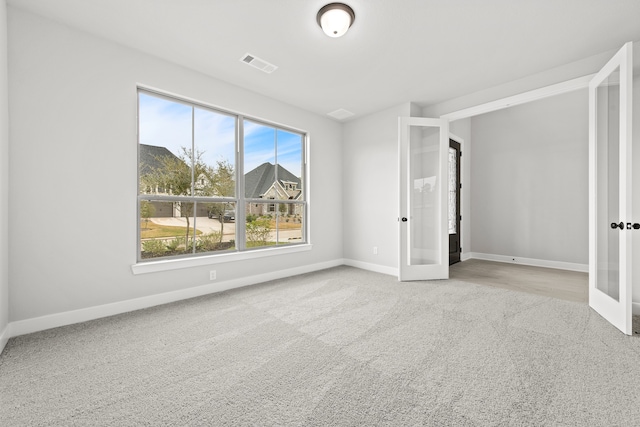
[131,244,312,275]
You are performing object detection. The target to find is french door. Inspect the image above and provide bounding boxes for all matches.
[589,42,633,335]
[398,117,449,281]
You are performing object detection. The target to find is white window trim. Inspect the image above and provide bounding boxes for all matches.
[131,243,312,275]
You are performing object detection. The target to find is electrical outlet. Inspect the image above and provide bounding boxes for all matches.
[373,246,378,255]
[209,270,217,280]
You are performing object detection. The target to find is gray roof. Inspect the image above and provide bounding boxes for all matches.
[245,162,301,198]
[140,149,300,199]
[139,144,182,175]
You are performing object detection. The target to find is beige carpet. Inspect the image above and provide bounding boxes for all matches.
[1,266,640,426]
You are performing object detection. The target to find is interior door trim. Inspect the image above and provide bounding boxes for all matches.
[441,75,594,121]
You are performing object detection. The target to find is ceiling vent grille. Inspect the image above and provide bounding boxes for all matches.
[327,108,355,120]
[240,53,278,74]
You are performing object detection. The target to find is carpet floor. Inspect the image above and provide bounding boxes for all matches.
[1,266,640,426]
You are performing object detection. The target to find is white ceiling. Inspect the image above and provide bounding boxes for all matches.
[8,0,640,120]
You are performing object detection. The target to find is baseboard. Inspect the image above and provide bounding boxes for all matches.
[343,259,398,277]
[466,252,588,273]
[633,302,640,316]
[0,323,9,355]
[461,252,472,262]
[3,256,632,343]
[8,258,344,339]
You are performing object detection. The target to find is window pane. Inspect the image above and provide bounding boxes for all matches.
[244,120,304,201]
[245,203,304,248]
[195,202,236,253]
[139,199,196,259]
[276,203,305,245]
[277,129,304,200]
[194,108,236,198]
[448,147,457,234]
[139,92,194,197]
[244,120,276,198]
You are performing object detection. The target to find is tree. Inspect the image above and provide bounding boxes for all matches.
[205,159,235,243]
[246,217,271,247]
[142,147,213,249]
[140,201,155,230]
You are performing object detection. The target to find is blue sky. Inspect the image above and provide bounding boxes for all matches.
[139,92,303,178]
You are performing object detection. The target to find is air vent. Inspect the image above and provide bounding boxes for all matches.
[327,108,355,120]
[240,53,278,74]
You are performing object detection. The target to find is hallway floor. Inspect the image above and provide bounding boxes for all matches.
[449,259,588,303]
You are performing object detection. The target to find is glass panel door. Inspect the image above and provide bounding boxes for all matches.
[589,42,633,335]
[399,117,449,281]
[596,66,620,301]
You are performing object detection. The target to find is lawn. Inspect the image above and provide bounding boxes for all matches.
[271,219,302,230]
[140,218,299,239]
[140,221,202,239]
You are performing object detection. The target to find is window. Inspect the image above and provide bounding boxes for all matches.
[137,89,306,261]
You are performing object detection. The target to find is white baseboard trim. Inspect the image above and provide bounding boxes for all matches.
[0,323,9,355]
[467,252,588,273]
[3,256,633,345]
[343,259,398,277]
[8,258,344,339]
[461,252,473,262]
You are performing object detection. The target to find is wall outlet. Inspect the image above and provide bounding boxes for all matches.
[209,270,217,280]
[373,246,378,255]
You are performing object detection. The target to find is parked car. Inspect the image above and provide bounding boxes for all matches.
[222,210,235,222]
[208,209,235,222]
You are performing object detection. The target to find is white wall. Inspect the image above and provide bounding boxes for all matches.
[0,0,9,350]
[469,90,589,266]
[342,107,471,274]
[7,8,343,323]
[342,102,419,273]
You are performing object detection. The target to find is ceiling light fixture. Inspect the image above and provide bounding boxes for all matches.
[317,3,355,38]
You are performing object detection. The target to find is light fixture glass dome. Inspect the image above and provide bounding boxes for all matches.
[317,3,355,38]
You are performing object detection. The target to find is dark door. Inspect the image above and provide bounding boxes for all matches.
[449,139,461,265]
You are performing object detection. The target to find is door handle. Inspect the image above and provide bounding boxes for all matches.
[610,222,640,230]
[401,217,408,222]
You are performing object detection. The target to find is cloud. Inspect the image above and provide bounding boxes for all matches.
[139,92,303,177]
[139,93,236,167]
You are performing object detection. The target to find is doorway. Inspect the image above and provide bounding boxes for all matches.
[448,139,461,265]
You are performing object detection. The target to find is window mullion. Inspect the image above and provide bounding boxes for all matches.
[236,117,246,251]
[191,106,196,253]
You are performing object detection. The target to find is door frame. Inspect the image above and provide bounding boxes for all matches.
[448,135,463,265]
[442,76,594,271]
[441,75,594,121]
[400,78,593,281]
[436,43,637,325]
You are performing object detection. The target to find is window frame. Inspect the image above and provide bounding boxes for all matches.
[135,87,309,268]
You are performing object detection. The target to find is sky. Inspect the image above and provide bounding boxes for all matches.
[138,92,303,178]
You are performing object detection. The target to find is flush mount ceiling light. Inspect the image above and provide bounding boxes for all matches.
[317,3,355,38]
